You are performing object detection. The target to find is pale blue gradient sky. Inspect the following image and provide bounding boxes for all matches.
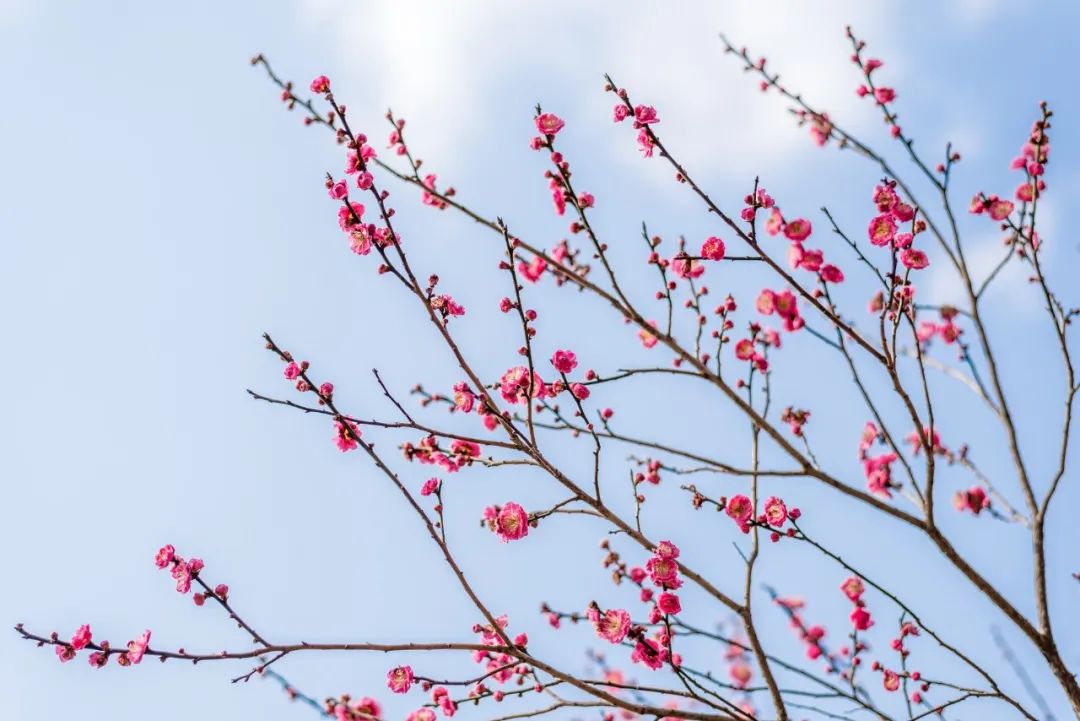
[3,2,1079,720]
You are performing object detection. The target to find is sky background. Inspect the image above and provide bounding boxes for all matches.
[3,2,1079,720]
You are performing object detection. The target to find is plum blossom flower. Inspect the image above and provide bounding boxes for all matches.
[408,710,436,721]
[499,366,547,404]
[551,349,578,374]
[154,544,175,569]
[636,129,655,158]
[495,502,529,542]
[634,105,659,125]
[334,418,361,452]
[763,497,788,527]
[874,87,896,104]
[639,321,659,349]
[654,540,680,559]
[850,606,874,631]
[989,197,1015,220]
[670,253,704,279]
[841,575,865,602]
[388,665,414,694]
[591,608,632,644]
[337,202,366,232]
[726,494,754,533]
[867,214,897,246]
[820,264,844,283]
[631,638,667,670]
[783,218,812,241]
[420,478,441,496]
[953,486,989,515]
[900,248,929,270]
[518,256,547,283]
[645,555,681,589]
[535,113,565,136]
[729,663,752,689]
[657,592,682,615]
[310,75,330,94]
[700,236,725,261]
[126,630,151,664]
[328,180,349,200]
[70,625,92,651]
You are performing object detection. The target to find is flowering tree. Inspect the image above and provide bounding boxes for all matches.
[16,25,1078,721]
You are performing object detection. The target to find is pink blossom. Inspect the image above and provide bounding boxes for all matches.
[868,214,897,246]
[883,669,900,692]
[850,606,873,631]
[592,608,632,643]
[70,624,92,650]
[499,366,546,404]
[351,698,382,720]
[578,192,595,208]
[657,592,682,615]
[783,218,812,241]
[639,321,659,349]
[551,349,578,374]
[631,638,667,670]
[841,576,865,602]
[154,544,175,569]
[408,710,436,721]
[636,129,655,158]
[765,209,783,236]
[700,236,726,261]
[953,486,989,515]
[757,290,776,315]
[729,663,752,689]
[570,382,590,400]
[495,502,529,542]
[670,254,704,279]
[874,87,896,104]
[338,201,366,232]
[654,540,680,559]
[763,496,788,527]
[126,630,151,664]
[988,198,1015,221]
[892,202,916,222]
[310,75,330,94]
[535,113,565,136]
[613,105,630,122]
[645,555,681,589]
[900,248,929,270]
[735,338,755,361]
[518,256,547,283]
[634,105,660,125]
[328,180,349,200]
[334,418,361,452]
[726,494,754,532]
[172,563,192,594]
[820,264,844,283]
[55,645,76,663]
[420,478,441,496]
[388,665,414,694]
[283,362,301,380]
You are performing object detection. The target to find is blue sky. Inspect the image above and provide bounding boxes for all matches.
[3,2,1079,720]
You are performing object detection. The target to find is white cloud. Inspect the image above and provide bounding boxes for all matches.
[294,1,898,180]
